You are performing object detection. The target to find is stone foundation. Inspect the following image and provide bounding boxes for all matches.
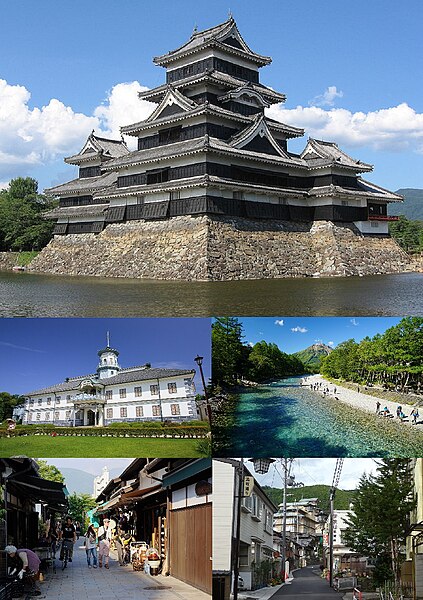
[28,215,412,280]
[0,252,20,270]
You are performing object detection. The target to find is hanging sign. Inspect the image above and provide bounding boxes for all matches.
[243,476,254,497]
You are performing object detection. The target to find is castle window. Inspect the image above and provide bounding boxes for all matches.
[341,200,348,206]
[105,390,113,400]
[152,405,161,416]
[146,168,169,185]
[371,221,379,228]
[168,382,177,394]
[170,190,180,201]
[119,388,127,399]
[150,384,159,396]
[233,191,244,200]
[136,406,144,417]
[106,408,113,419]
[137,196,145,205]
[134,386,142,397]
[120,407,127,418]
[171,404,181,415]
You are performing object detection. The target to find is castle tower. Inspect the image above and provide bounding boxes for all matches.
[97,332,121,380]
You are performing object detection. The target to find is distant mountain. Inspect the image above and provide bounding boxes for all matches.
[262,484,355,512]
[61,467,123,495]
[293,343,333,370]
[390,189,423,221]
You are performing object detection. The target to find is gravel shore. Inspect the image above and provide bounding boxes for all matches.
[302,374,422,429]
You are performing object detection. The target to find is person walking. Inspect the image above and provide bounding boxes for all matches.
[396,405,402,419]
[97,518,113,569]
[376,401,381,414]
[411,407,420,425]
[60,516,76,562]
[84,525,98,568]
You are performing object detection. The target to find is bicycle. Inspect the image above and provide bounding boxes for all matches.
[61,540,73,570]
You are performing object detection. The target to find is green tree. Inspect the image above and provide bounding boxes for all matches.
[212,317,247,385]
[0,177,56,251]
[0,392,22,421]
[67,493,97,529]
[389,216,423,252]
[36,460,65,483]
[247,341,304,382]
[343,459,416,585]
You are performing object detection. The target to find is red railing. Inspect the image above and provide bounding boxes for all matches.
[368,215,400,221]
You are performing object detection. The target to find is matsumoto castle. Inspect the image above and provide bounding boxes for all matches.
[44,17,400,237]
[22,336,197,426]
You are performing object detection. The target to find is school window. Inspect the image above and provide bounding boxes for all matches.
[105,390,113,400]
[171,404,180,416]
[38,399,42,405]
[119,388,126,399]
[136,406,144,417]
[134,386,143,397]
[54,411,60,420]
[65,411,71,419]
[106,408,113,419]
[152,405,161,416]
[168,382,177,394]
[66,395,71,401]
[150,384,159,396]
[56,396,61,403]
[47,397,51,405]
[36,413,41,421]
[120,407,127,418]
[28,414,32,422]
[30,399,34,405]
[45,412,50,420]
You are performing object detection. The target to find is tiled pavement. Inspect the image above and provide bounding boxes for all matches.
[37,539,211,600]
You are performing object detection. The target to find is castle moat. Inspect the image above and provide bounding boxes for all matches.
[0,271,421,317]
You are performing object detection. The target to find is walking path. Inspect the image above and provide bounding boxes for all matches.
[38,537,211,600]
[302,374,423,429]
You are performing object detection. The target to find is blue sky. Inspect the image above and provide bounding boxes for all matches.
[237,317,402,354]
[0,318,211,395]
[1,0,422,191]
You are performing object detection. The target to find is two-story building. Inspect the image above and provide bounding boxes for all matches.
[22,337,198,426]
[213,459,278,599]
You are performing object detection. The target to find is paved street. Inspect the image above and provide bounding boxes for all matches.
[272,567,344,600]
[37,538,211,600]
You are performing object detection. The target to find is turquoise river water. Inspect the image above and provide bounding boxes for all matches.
[216,377,423,457]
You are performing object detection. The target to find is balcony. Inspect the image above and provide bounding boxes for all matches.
[368,215,400,221]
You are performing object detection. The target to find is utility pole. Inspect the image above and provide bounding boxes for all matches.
[329,458,344,588]
[233,459,244,600]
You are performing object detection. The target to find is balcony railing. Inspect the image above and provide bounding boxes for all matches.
[368,215,400,221]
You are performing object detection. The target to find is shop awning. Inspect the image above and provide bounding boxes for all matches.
[161,459,211,488]
[119,484,162,505]
[8,475,68,512]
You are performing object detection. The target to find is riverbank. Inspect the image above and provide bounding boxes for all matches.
[302,374,422,428]
[0,251,38,269]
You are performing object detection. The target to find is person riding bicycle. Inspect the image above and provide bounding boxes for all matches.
[5,545,41,596]
[60,516,76,562]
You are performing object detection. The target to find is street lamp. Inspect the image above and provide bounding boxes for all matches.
[194,354,212,425]
[250,458,275,474]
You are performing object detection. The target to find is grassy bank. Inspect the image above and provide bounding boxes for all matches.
[0,436,203,457]
[16,251,39,266]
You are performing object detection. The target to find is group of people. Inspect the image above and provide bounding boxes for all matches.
[376,401,420,424]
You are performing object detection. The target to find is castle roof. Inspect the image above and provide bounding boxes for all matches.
[153,17,271,67]
[64,133,129,166]
[138,70,286,105]
[43,205,108,219]
[45,172,118,196]
[301,138,373,173]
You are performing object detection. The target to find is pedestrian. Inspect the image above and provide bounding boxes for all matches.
[396,405,402,419]
[84,525,98,568]
[376,401,381,414]
[5,545,41,596]
[114,528,125,567]
[97,518,113,569]
[334,387,337,394]
[60,516,76,562]
[411,408,419,425]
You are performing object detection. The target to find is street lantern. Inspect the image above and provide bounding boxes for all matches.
[194,354,212,425]
[249,457,275,474]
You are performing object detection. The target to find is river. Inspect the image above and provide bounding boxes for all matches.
[214,378,423,457]
[0,271,421,317]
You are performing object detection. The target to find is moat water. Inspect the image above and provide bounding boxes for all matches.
[214,378,423,457]
[0,271,421,317]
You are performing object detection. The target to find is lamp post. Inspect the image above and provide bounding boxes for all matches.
[194,354,212,425]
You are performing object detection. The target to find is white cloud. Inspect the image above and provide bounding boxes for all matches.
[0,78,155,182]
[328,341,334,347]
[291,326,308,333]
[248,341,254,347]
[266,101,423,153]
[309,85,344,107]
[350,318,359,326]
[275,319,284,327]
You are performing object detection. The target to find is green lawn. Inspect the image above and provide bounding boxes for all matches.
[0,436,203,457]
